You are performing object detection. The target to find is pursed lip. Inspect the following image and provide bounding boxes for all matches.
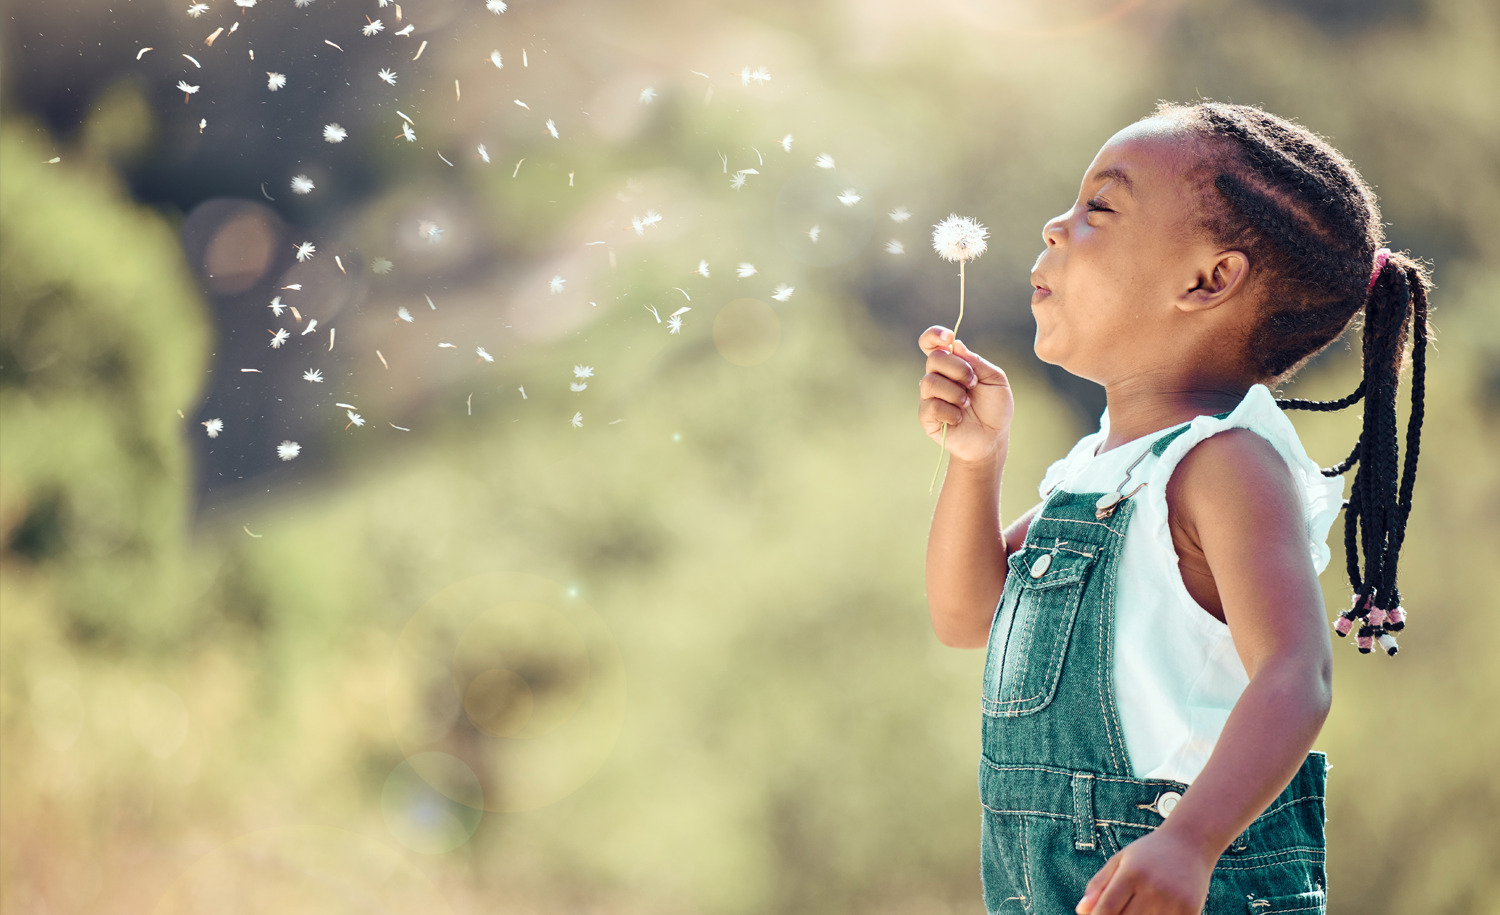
[1030,271,1052,299]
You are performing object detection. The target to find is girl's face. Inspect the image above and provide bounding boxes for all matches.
[1030,118,1232,385]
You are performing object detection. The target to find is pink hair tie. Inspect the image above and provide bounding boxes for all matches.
[1366,247,1392,291]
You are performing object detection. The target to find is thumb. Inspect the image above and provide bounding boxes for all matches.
[1075,855,1121,914]
[952,339,1008,386]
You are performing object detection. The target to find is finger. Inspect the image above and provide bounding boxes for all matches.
[918,325,956,356]
[919,397,964,431]
[919,372,971,409]
[1090,868,1136,915]
[951,339,1010,387]
[924,348,979,387]
[1076,856,1121,914]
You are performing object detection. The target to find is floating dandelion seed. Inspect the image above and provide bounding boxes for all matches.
[397,306,413,323]
[549,275,566,294]
[837,188,862,206]
[323,123,347,143]
[370,256,393,274]
[571,411,583,429]
[886,239,906,254]
[301,318,318,335]
[477,143,490,163]
[295,241,316,261]
[290,174,315,194]
[489,50,503,68]
[177,81,199,102]
[640,87,657,103]
[345,410,365,428]
[486,0,507,12]
[737,262,757,278]
[399,122,416,142]
[187,3,209,16]
[234,0,256,8]
[696,260,710,278]
[928,213,991,490]
[269,296,286,316]
[277,440,301,461]
[303,368,323,382]
[202,418,223,437]
[573,364,594,379]
[395,24,413,35]
[476,346,493,362]
[729,171,749,190]
[570,382,588,392]
[890,206,911,223]
[741,66,771,85]
[418,221,443,243]
[781,133,794,152]
[815,153,835,169]
[378,68,397,85]
[772,284,794,301]
[267,71,287,90]
[667,314,683,334]
[808,225,821,243]
[269,328,290,348]
[362,19,384,35]
[642,210,662,228]
[294,0,313,7]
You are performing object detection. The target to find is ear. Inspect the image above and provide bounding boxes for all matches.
[1179,250,1250,312]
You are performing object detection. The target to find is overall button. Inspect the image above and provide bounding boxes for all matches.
[1155,791,1182,818]
[1029,553,1052,578]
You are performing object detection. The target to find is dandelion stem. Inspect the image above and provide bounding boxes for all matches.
[930,260,966,493]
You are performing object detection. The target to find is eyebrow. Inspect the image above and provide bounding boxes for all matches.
[1089,167,1135,196]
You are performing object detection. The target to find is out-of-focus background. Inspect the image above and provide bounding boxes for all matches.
[2,0,1497,912]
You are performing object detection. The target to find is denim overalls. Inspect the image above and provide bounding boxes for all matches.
[979,425,1329,915]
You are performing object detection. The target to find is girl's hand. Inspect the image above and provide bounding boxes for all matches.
[917,325,1014,465]
[1075,829,1214,915]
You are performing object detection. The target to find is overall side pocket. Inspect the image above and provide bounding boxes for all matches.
[981,545,1099,717]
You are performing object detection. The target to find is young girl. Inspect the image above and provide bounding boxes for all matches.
[918,101,1430,915]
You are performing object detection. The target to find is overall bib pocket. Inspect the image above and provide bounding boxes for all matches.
[982,544,1101,717]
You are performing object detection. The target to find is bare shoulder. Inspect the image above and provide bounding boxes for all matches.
[1165,427,1302,534]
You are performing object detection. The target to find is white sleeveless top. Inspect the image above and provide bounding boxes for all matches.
[1037,384,1344,783]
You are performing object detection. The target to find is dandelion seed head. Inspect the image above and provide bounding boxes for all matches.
[837,188,862,206]
[267,71,287,91]
[295,241,316,261]
[202,417,223,437]
[931,214,989,263]
[400,122,416,142]
[667,315,683,334]
[277,440,301,461]
[729,171,748,190]
[886,239,906,254]
[549,275,566,294]
[771,284,794,302]
[362,19,384,36]
[187,3,209,17]
[807,225,821,243]
[573,364,594,378]
[696,259,710,278]
[303,368,323,382]
[290,174,315,194]
[570,411,583,428]
[736,262,757,278]
[268,296,286,316]
[378,68,397,85]
[346,410,365,427]
[323,123,347,143]
[476,346,494,362]
[370,256,393,275]
[570,381,588,392]
[780,133,793,152]
[486,0,507,12]
[490,50,503,69]
[269,328,290,348]
[397,306,414,323]
[177,80,199,95]
[815,153,835,169]
[639,87,657,103]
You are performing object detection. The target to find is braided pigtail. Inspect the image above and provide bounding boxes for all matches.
[1154,100,1437,656]
[1282,251,1431,656]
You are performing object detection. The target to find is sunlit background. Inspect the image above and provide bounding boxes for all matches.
[2,0,1498,912]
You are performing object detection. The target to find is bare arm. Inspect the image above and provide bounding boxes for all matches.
[1080,430,1333,915]
[917,325,1037,648]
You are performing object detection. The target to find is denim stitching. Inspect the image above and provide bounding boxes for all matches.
[1016,816,1036,915]
[1097,535,1126,773]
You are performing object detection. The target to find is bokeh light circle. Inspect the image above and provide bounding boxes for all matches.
[388,572,627,812]
[381,751,485,855]
[713,298,782,366]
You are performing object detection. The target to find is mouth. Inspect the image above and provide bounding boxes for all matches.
[1030,274,1052,300]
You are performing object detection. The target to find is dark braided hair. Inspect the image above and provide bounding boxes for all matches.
[1154,100,1434,657]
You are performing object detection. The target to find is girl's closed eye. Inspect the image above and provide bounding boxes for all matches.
[1086,198,1113,213]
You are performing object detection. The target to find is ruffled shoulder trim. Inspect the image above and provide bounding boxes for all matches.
[1143,384,1346,579]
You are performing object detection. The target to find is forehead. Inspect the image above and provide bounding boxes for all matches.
[1083,118,1202,194]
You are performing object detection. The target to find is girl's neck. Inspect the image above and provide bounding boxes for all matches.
[1095,378,1255,455]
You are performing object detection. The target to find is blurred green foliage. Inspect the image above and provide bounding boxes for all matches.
[2,1,1500,913]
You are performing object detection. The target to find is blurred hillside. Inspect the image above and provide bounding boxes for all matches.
[2,1,1499,913]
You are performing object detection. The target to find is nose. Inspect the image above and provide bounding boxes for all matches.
[1042,211,1067,247]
